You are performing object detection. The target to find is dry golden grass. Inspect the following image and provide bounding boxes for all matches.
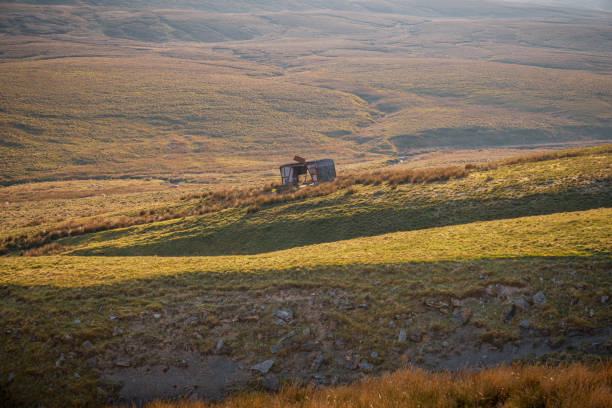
[0,178,180,203]
[0,54,370,185]
[20,242,73,256]
[2,12,611,185]
[144,363,612,408]
[4,144,609,255]
[1,149,610,406]
[468,145,612,171]
[2,211,188,255]
[0,163,469,254]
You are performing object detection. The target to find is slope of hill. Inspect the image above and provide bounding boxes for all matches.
[58,146,612,256]
[0,146,610,406]
[500,0,612,11]
[2,0,608,16]
[1,1,611,404]
[1,50,610,185]
[0,1,611,184]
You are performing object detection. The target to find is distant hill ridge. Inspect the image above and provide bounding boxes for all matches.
[1,0,610,16]
[499,0,612,11]
[1,0,610,185]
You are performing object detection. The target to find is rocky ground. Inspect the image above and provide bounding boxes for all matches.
[96,283,611,405]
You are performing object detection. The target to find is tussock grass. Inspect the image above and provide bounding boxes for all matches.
[145,363,612,408]
[0,164,468,255]
[182,163,468,206]
[20,242,73,256]
[1,213,178,255]
[3,208,610,287]
[479,330,521,349]
[468,144,612,171]
[2,33,611,185]
[3,144,609,256]
[1,210,610,406]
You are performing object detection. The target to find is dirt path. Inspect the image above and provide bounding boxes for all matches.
[107,354,250,405]
[105,327,611,405]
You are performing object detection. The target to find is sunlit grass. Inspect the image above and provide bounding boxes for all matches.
[1,208,609,288]
[0,55,369,184]
[1,149,610,407]
[1,53,610,184]
[44,146,610,258]
[146,363,612,408]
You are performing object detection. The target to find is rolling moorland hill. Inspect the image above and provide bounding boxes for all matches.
[0,146,610,406]
[0,0,611,184]
[0,1,611,406]
[500,0,612,11]
[3,0,610,15]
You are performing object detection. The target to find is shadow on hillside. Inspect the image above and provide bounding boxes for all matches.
[4,255,610,295]
[67,188,611,257]
[3,255,610,406]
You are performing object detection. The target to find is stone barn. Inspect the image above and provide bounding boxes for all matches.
[279,156,336,186]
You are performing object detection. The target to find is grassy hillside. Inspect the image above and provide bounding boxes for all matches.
[1,211,610,405]
[55,146,612,256]
[1,52,609,184]
[4,0,608,16]
[0,2,610,184]
[3,208,611,285]
[2,144,609,255]
[0,55,371,184]
[1,1,611,404]
[0,146,610,406]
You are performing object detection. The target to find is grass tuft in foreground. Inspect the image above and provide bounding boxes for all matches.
[145,363,612,408]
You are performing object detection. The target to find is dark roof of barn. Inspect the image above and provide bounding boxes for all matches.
[279,159,334,169]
